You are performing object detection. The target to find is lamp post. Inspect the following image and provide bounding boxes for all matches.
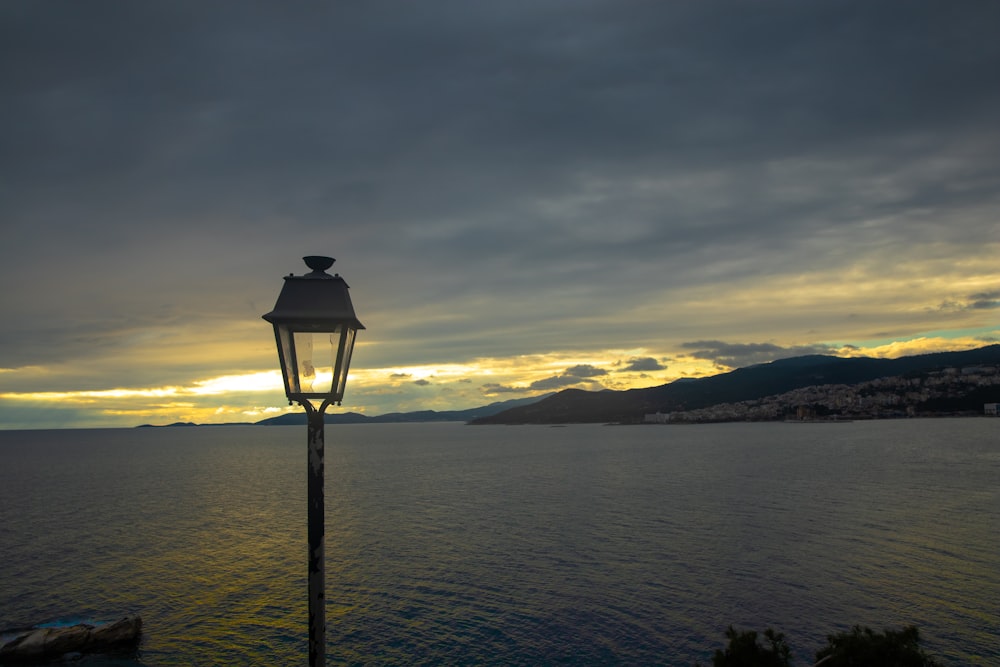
[263,256,364,667]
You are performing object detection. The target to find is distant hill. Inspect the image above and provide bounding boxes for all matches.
[137,421,254,428]
[139,395,551,428]
[250,394,553,426]
[471,345,1000,425]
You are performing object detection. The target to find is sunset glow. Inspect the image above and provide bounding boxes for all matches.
[3,328,997,429]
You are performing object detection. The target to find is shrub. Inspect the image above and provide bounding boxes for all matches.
[815,625,941,666]
[702,626,792,667]
[698,624,941,666]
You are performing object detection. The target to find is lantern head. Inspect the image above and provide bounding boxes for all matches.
[263,256,364,405]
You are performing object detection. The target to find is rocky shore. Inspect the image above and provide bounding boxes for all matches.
[0,616,141,663]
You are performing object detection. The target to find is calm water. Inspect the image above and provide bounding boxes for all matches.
[1,420,997,665]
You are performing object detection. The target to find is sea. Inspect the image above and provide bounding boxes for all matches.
[1,419,997,666]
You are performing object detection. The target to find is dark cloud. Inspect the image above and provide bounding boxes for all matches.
[413,378,431,386]
[529,375,587,391]
[565,364,607,378]
[938,291,1000,313]
[681,341,837,369]
[969,291,1000,310]
[620,357,666,372]
[4,3,998,266]
[518,364,610,391]
[481,383,521,395]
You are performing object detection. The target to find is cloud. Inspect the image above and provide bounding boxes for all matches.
[413,378,431,386]
[564,364,607,378]
[481,383,522,395]
[620,357,666,372]
[529,375,589,391]
[680,341,837,369]
[969,291,1000,310]
[937,290,1000,312]
[516,364,612,391]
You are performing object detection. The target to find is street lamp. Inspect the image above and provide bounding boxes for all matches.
[262,255,364,667]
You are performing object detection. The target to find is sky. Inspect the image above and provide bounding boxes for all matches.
[1,1,999,429]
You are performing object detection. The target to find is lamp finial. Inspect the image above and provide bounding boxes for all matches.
[303,256,335,276]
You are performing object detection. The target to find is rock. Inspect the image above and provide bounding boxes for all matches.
[89,616,142,650]
[0,628,48,658]
[42,624,92,656]
[0,616,141,663]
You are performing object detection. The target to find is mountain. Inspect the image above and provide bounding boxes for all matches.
[471,345,1000,425]
[253,394,552,426]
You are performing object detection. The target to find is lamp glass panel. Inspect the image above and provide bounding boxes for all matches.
[335,327,357,396]
[292,329,341,395]
[276,326,300,395]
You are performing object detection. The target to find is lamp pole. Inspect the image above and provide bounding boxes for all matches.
[263,256,364,667]
[305,399,330,667]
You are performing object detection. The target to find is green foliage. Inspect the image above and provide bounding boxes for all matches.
[815,625,941,667]
[702,626,792,667]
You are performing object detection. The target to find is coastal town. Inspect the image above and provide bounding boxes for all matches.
[645,363,1000,423]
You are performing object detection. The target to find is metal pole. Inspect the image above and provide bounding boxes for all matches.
[305,403,326,667]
